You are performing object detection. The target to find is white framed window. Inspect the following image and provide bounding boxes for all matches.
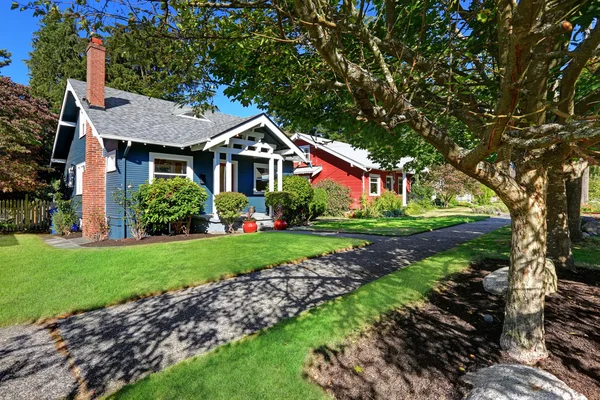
[106,150,117,172]
[75,162,85,195]
[369,174,381,196]
[385,176,394,192]
[78,111,86,138]
[254,162,275,194]
[299,145,311,159]
[398,176,403,194]
[149,152,194,183]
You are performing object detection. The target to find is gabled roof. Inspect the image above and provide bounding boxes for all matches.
[292,133,412,172]
[67,79,257,147]
[51,80,308,163]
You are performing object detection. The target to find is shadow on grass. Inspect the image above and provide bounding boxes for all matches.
[0,234,18,247]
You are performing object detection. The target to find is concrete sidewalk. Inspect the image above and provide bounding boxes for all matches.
[0,217,508,399]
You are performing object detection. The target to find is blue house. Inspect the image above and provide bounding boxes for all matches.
[50,38,307,239]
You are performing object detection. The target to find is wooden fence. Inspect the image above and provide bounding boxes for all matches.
[0,195,52,232]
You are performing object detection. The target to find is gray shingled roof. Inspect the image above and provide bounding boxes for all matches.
[68,79,259,147]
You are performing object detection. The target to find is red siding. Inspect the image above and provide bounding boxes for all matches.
[295,139,405,208]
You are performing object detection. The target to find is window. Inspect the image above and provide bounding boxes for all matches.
[385,176,394,192]
[75,162,85,195]
[106,150,117,172]
[254,163,270,194]
[299,145,311,159]
[369,174,380,196]
[149,152,194,182]
[78,111,86,138]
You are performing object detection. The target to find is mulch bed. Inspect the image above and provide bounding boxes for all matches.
[81,232,218,247]
[308,260,600,400]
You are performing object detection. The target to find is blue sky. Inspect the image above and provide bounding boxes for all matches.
[0,4,261,117]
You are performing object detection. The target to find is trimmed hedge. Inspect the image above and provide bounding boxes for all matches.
[214,192,249,233]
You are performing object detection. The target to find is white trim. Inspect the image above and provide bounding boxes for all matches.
[277,158,283,191]
[402,172,408,206]
[218,159,239,192]
[105,150,117,172]
[292,133,368,171]
[385,175,394,192]
[75,162,85,196]
[253,162,270,195]
[369,174,381,196]
[298,145,311,160]
[293,166,322,177]
[210,146,284,160]
[148,152,194,183]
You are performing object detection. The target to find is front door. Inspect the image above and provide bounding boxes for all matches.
[219,162,238,192]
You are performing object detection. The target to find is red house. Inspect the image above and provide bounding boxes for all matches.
[291,133,412,208]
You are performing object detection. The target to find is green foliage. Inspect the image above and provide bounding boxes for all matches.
[409,177,435,203]
[308,188,328,220]
[265,191,296,211]
[279,175,314,225]
[474,185,497,205]
[0,77,56,193]
[314,179,351,217]
[404,200,434,216]
[0,49,11,70]
[581,202,600,213]
[112,184,148,240]
[52,198,78,235]
[214,192,248,233]
[352,194,381,219]
[470,205,505,215]
[139,177,208,230]
[589,167,600,201]
[373,191,404,217]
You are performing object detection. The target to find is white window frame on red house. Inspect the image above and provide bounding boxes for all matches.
[299,145,311,160]
[385,176,394,192]
[369,174,381,196]
[75,162,85,195]
[148,152,194,183]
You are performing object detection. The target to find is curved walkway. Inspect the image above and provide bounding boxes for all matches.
[0,217,508,399]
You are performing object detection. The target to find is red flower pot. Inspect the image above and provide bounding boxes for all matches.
[243,220,258,233]
[274,219,288,231]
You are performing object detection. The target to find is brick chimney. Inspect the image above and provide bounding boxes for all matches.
[86,37,105,108]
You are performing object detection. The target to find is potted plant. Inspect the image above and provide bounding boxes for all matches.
[243,206,258,233]
[273,205,288,230]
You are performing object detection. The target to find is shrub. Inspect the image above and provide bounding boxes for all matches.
[113,184,148,240]
[139,177,208,233]
[314,179,351,216]
[470,205,505,215]
[373,191,404,217]
[52,198,78,235]
[87,211,110,241]
[404,200,429,216]
[352,193,381,218]
[214,192,248,233]
[581,202,600,213]
[308,188,328,220]
[280,175,314,225]
[265,191,296,215]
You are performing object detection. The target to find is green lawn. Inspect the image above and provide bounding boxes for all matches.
[311,215,489,236]
[109,228,509,400]
[572,236,600,269]
[0,233,367,326]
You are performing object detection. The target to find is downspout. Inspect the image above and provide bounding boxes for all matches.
[122,141,132,239]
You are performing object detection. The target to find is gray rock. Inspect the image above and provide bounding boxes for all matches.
[462,364,586,400]
[483,267,509,295]
[581,218,599,234]
[582,232,591,238]
[482,314,494,323]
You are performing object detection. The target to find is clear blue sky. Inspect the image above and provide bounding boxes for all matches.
[0,4,261,117]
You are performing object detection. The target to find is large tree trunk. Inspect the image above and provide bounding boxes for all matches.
[546,167,575,270]
[500,179,549,364]
[566,176,583,242]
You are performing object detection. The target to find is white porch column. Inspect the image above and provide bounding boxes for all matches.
[277,158,283,191]
[402,171,408,206]
[225,153,233,192]
[268,157,275,192]
[213,151,220,212]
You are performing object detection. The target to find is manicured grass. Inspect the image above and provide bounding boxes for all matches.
[0,233,367,326]
[109,228,508,400]
[311,215,489,236]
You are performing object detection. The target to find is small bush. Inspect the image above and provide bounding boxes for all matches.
[113,184,148,240]
[470,205,505,215]
[139,177,208,233]
[214,192,249,233]
[581,202,600,213]
[404,200,429,216]
[280,175,314,225]
[373,191,404,217]
[314,179,351,217]
[87,211,110,241]
[265,191,296,214]
[52,198,78,235]
[308,188,328,220]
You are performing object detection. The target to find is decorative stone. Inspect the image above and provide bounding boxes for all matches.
[462,364,587,400]
[581,217,599,235]
[483,267,509,295]
[482,314,494,323]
